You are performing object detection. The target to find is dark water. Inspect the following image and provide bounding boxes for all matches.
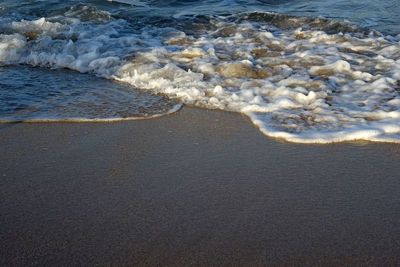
[0,65,180,121]
[1,0,400,142]
[2,0,398,34]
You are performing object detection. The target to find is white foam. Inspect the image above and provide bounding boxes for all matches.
[11,18,68,38]
[0,34,26,62]
[1,14,400,143]
[309,60,351,76]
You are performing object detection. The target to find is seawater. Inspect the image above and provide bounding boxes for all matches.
[0,0,400,143]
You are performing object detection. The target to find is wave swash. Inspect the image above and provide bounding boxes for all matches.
[1,3,400,143]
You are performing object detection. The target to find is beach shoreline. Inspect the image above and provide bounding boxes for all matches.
[1,106,400,265]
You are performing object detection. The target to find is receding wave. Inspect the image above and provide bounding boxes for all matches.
[0,65,181,122]
[1,10,400,143]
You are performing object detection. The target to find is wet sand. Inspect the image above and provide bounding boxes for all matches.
[1,107,400,265]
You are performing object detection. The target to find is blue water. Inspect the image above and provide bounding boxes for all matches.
[2,0,397,33]
[1,0,400,143]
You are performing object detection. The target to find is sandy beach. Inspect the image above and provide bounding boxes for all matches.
[1,106,400,265]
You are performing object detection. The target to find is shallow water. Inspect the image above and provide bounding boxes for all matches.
[0,65,180,121]
[0,0,400,143]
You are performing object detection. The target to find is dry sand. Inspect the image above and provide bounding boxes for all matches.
[1,107,400,265]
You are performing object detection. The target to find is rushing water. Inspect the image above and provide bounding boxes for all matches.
[1,0,400,143]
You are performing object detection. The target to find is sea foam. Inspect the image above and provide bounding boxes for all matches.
[1,12,400,143]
